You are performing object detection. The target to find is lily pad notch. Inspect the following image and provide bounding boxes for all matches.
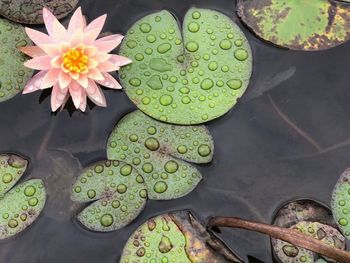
[119,7,252,125]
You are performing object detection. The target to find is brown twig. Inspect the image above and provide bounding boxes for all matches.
[268,94,322,152]
[209,216,350,263]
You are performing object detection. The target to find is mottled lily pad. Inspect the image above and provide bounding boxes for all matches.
[0,154,28,196]
[0,0,78,24]
[107,110,214,200]
[0,19,33,102]
[71,160,147,232]
[272,199,346,263]
[331,168,350,239]
[272,221,345,263]
[0,179,46,240]
[119,8,252,124]
[237,0,350,51]
[120,211,243,263]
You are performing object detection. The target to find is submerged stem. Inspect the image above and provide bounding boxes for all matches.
[208,217,350,263]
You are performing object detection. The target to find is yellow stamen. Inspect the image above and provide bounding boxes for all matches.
[62,47,89,74]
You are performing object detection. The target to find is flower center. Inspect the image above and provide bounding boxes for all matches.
[62,47,88,73]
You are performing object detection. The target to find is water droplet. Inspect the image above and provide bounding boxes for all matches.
[100,214,114,227]
[159,95,173,106]
[164,161,178,173]
[87,189,96,199]
[136,247,146,257]
[339,218,348,226]
[145,137,160,151]
[188,22,200,33]
[126,40,137,49]
[120,164,132,176]
[234,48,248,61]
[177,145,188,154]
[186,41,199,52]
[139,189,147,198]
[129,134,139,142]
[192,11,201,19]
[2,173,12,183]
[147,126,157,135]
[208,61,218,71]
[149,58,173,72]
[200,78,214,90]
[157,43,172,54]
[129,78,141,87]
[142,96,151,105]
[158,235,173,253]
[220,39,232,50]
[148,219,156,231]
[112,200,120,209]
[8,219,18,228]
[28,197,38,206]
[117,184,127,194]
[74,186,81,193]
[198,144,211,157]
[147,34,156,43]
[227,79,242,90]
[154,181,168,193]
[20,214,27,222]
[147,75,163,90]
[24,185,36,197]
[181,96,191,104]
[140,23,152,33]
[133,157,141,165]
[142,163,154,173]
[135,53,144,61]
[282,245,299,257]
[145,48,153,55]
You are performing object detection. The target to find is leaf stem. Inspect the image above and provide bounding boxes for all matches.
[208,216,350,263]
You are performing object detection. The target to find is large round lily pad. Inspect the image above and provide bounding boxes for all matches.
[0,0,78,24]
[0,179,46,240]
[107,110,214,200]
[0,154,28,197]
[71,160,147,232]
[237,0,350,51]
[120,211,243,263]
[0,19,33,102]
[272,221,345,263]
[331,168,350,239]
[119,8,252,125]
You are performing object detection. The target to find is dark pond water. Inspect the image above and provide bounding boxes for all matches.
[1,0,350,262]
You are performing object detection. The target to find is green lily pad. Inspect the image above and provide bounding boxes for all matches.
[0,179,46,240]
[107,110,214,200]
[237,0,350,51]
[71,160,147,232]
[0,19,33,102]
[272,221,345,263]
[119,8,252,125]
[331,168,350,239]
[0,0,78,24]
[120,211,243,263]
[0,154,28,196]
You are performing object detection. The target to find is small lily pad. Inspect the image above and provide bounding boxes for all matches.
[0,154,28,196]
[0,179,46,240]
[272,221,345,263]
[120,211,243,263]
[0,0,78,24]
[119,8,252,124]
[237,0,350,51]
[107,110,214,200]
[0,19,33,102]
[331,168,350,239]
[71,160,147,232]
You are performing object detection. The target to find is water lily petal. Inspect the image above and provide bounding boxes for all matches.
[19,46,46,58]
[25,28,52,46]
[68,7,84,35]
[109,55,132,67]
[79,89,87,112]
[40,44,59,57]
[87,58,98,69]
[94,34,124,52]
[43,7,59,36]
[23,71,47,94]
[69,81,83,109]
[41,69,60,89]
[51,56,63,69]
[93,52,111,63]
[52,19,68,43]
[85,14,106,35]
[86,80,106,107]
[51,84,69,112]
[77,74,88,88]
[96,73,122,89]
[70,28,84,47]
[59,71,72,89]
[24,56,52,70]
[98,61,120,72]
[88,68,104,81]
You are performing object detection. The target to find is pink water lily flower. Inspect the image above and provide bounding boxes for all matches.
[20,7,132,112]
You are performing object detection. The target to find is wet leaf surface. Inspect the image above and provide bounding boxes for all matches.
[272,200,345,263]
[120,211,243,263]
[71,160,147,232]
[331,168,350,239]
[0,154,28,196]
[119,8,252,124]
[107,110,214,200]
[237,0,350,51]
[0,19,33,102]
[0,0,78,24]
[0,179,46,240]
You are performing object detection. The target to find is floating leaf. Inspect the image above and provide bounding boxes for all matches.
[272,200,346,263]
[71,160,147,232]
[237,0,350,51]
[0,179,46,240]
[0,19,33,102]
[0,0,78,24]
[272,221,345,263]
[107,110,214,200]
[331,168,350,239]
[120,211,243,263]
[119,8,252,125]
[0,154,28,196]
